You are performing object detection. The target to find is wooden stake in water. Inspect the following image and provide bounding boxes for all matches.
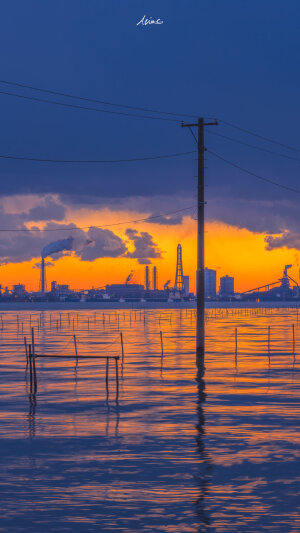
[115,357,119,400]
[28,344,33,389]
[292,324,295,354]
[31,328,35,358]
[160,331,164,358]
[105,357,109,397]
[32,351,37,393]
[24,336,28,367]
[73,335,78,358]
[235,328,238,355]
[120,332,124,366]
[268,326,271,353]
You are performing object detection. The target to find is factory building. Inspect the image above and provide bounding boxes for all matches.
[219,275,234,297]
[12,284,27,299]
[205,268,217,298]
[51,281,71,299]
[183,275,190,296]
[106,284,144,300]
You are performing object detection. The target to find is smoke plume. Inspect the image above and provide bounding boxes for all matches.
[42,237,74,259]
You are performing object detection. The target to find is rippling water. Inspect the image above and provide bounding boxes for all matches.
[0,307,299,532]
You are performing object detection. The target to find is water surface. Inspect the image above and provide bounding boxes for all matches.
[0,307,299,532]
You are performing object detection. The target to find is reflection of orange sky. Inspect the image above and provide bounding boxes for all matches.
[0,209,299,292]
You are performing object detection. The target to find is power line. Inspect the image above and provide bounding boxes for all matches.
[0,89,182,123]
[0,150,196,164]
[0,80,299,155]
[207,149,300,195]
[219,119,300,154]
[0,205,196,233]
[0,78,198,120]
[207,130,300,162]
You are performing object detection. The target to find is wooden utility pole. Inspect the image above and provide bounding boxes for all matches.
[182,118,218,362]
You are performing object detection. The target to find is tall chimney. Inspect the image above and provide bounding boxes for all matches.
[153,266,157,290]
[145,265,150,290]
[41,257,45,294]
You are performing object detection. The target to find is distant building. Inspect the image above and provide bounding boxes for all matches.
[205,268,217,298]
[219,275,234,297]
[106,284,144,299]
[12,284,27,298]
[183,275,190,296]
[51,281,71,299]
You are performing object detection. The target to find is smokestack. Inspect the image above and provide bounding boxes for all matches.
[153,266,157,290]
[145,266,150,290]
[40,237,73,294]
[41,257,45,294]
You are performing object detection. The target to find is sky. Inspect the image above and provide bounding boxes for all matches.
[0,0,299,292]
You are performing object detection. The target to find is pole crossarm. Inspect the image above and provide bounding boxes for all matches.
[181,121,218,128]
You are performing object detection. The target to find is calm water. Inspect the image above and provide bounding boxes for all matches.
[0,307,299,532]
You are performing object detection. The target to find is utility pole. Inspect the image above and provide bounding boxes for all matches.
[182,118,218,363]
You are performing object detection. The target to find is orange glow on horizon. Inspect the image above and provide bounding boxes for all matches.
[0,210,299,293]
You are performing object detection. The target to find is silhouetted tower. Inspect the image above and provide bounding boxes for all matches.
[145,265,150,290]
[39,257,47,293]
[174,244,184,292]
[153,266,157,290]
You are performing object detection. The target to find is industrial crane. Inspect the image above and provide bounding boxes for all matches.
[125,270,135,285]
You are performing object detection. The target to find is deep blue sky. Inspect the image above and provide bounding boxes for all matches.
[0,0,299,236]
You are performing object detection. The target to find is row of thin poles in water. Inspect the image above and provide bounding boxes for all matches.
[23,324,165,402]
[0,306,299,332]
[234,323,297,356]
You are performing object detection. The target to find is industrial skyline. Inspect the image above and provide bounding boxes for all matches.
[1,241,299,302]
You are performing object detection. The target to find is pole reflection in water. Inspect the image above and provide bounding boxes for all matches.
[27,393,36,440]
[195,328,211,530]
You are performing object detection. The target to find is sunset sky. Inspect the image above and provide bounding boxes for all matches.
[0,0,299,293]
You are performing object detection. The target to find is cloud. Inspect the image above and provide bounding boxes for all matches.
[265,231,300,251]
[0,206,128,264]
[80,227,127,261]
[0,201,162,265]
[33,261,55,269]
[147,213,184,225]
[125,229,161,264]
[21,196,66,222]
[206,194,300,250]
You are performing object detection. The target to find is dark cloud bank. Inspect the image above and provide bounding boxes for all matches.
[0,199,161,265]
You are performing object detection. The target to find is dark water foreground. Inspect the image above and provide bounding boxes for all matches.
[0,308,299,532]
